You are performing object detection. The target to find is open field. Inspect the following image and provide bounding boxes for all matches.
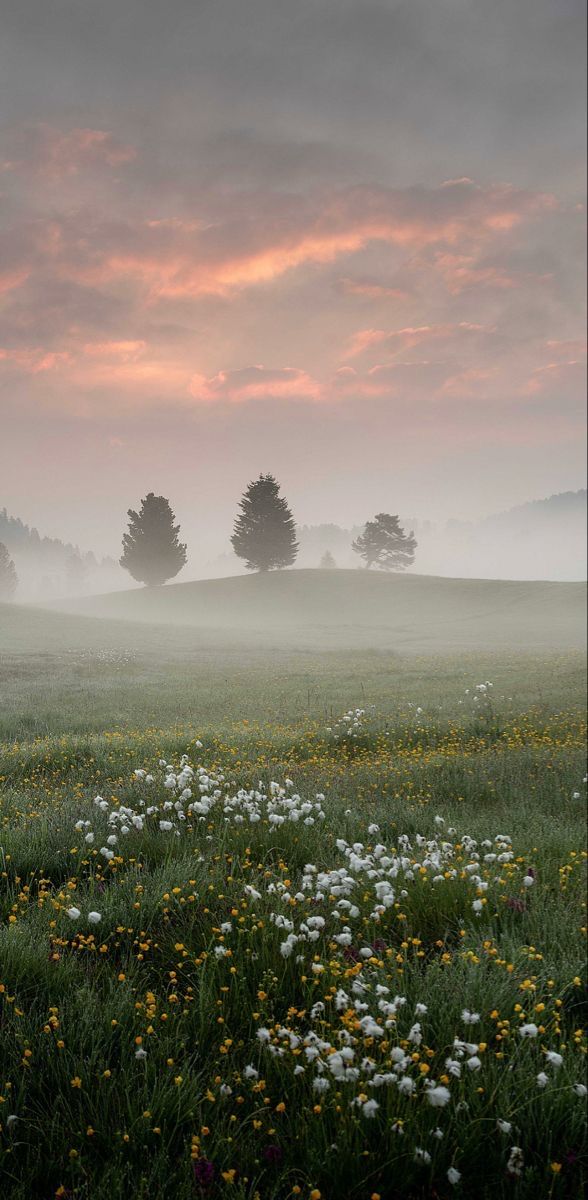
[47,569,588,652]
[0,585,586,1199]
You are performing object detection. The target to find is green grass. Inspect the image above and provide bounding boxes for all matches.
[44,568,587,651]
[0,600,586,1199]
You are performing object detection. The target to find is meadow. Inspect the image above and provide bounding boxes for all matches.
[0,593,586,1199]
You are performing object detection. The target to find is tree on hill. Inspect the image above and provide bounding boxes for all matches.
[65,550,87,593]
[120,493,187,586]
[320,550,337,569]
[0,541,18,600]
[352,513,417,571]
[231,474,298,572]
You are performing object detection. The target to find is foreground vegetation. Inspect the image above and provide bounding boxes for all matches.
[0,617,586,1198]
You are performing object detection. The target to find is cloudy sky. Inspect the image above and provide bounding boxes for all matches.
[1,0,586,559]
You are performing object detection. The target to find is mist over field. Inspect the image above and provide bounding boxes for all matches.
[1,2,586,1199]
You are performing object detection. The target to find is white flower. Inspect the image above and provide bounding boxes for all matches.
[362,1099,379,1118]
[87,911,102,924]
[536,1072,549,1088]
[135,1048,147,1060]
[426,1085,450,1108]
[461,1009,480,1025]
[545,1050,563,1069]
[159,820,174,832]
[519,1023,538,1039]
[472,899,483,914]
[507,1147,524,1177]
[414,1148,431,1164]
[522,875,534,888]
[573,1083,587,1097]
[497,1119,512,1133]
[84,832,94,844]
[66,907,81,920]
[447,1167,461,1185]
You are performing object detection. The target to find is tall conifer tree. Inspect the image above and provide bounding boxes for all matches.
[231,474,298,571]
[120,493,187,586]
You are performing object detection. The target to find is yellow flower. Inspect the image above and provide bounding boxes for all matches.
[550,1163,562,1174]
[70,1076,82,1089]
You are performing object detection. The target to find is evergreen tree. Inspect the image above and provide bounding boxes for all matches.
[352,513,417,571]
[120,493,187,586]
[0,542,18,600]
[231,474,298,571]
[320,550,337,569]
[65,550,87,593]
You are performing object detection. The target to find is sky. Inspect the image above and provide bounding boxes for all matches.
[1,0,586,561]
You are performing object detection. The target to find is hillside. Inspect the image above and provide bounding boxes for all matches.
[40,569,587,652]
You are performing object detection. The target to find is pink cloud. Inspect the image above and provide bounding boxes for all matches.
[344,322,495,360]
[2,125,136,180]
[40,179,557,301]
[189,365,323,403]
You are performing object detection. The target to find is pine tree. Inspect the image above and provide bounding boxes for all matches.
[231,474,298,572]
[0,542,18,600]
[352,513,417,571]
[66,551,87,593]
[120,493,187,586]
[320,550,337,569]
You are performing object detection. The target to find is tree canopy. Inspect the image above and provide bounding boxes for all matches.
[0,541,18,600]
[120,493,187,586]
[231,474,298,572]
[352,513,417,571]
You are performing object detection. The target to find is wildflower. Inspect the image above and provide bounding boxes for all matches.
[426,1085,451,1107]
[135,1048,147,1060]
[573,1083,587,1097]
[507,1147,524,1178]
[263,1144,283,1164]
[66,907,81,921]
[536,1072,549,1088]
[519,1023,538,1038]
[193,1158,215,1186]
[87,912,101,924]
[447,1167,461,1185]
[544,1051,563,1069]
[497,1120,512,1134]
[461,1010,480,1025]
[362,1099,379,1118]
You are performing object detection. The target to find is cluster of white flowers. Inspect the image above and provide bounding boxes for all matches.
[326,706,374,740]
[74,756,328,849]
[264,825,522,939]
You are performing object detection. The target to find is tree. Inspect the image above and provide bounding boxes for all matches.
[66,550,87,593]
[120,493,187,586]
[231,474,298,572]
[352,513,417,571]
[0,542,18,600]
[320,550,337,569]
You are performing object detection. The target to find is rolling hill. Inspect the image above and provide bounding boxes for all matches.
[35,569,587,653]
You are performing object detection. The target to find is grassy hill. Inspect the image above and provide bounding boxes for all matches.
[40,568,587,652]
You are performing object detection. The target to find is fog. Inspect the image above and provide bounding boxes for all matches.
[1,488,584,609]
